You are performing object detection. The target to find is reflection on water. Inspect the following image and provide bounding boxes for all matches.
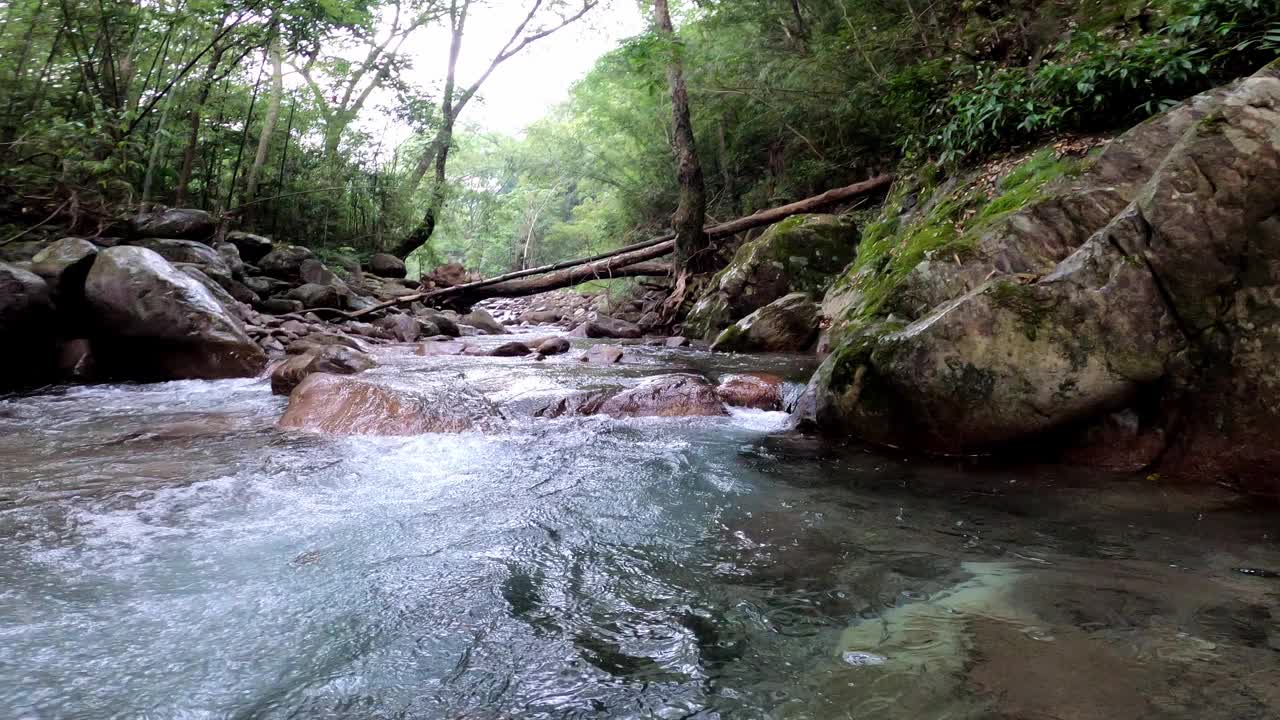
[0,339,1277,719]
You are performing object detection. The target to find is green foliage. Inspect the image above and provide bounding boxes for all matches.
[924,0,1280,163]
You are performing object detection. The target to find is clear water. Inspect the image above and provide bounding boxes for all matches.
[1,336,1277,719]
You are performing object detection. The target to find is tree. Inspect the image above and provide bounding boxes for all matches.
[652,0,708,271]
[393,0,599,260]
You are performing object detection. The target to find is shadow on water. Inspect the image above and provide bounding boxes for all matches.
[0,339,1277,719]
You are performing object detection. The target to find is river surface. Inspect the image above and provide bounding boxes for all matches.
[1,332,1278,719]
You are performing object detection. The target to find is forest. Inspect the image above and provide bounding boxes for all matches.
[2,0,1275,277]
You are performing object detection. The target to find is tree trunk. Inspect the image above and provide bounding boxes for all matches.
[175,41,225,205]
[653,0,709,272]
[243,33,282,225]
[347,174,892,317]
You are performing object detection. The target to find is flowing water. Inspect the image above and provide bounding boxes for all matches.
[1,333,1278,719]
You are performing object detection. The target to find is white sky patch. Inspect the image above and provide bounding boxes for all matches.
[348,1,645,151]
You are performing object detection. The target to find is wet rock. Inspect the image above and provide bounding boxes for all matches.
[224,231,273,263]
[299,258,341,286]
[520,309,562,324]
[215,242,244,278]
[177,266,254,323]
[490,341,532,357]
[278,373,498,435]
[130,208,215,240]
[583,344,624,364]
[716,373,785,410]
[0,262,57,386]
[270,345,377,395]
[369,253,407,279]
[84,246,266,380]
[686,214,858,339]
[258,297,304,315]
[285,283,343,310]
[537,337,571,356]
[258,245,314,279]
[30,237,98,303]
[665,336,691,348]
[414,306,460,337]
[582,316,642,339]
[56,338,95,380]
[242,275,282,296]
[460,307,504,335]
[711,293,820,353]
[134,238,229,276]
[597,374,728,417]
[374,314,425,342]
[286,333,365,354]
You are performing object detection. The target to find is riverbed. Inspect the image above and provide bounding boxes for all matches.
[1,335,1277,719]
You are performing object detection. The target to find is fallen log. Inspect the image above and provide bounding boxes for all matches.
[340,173,892,318]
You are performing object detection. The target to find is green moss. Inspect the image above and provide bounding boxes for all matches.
[971,150,1086,228]
[986,280,1055,341]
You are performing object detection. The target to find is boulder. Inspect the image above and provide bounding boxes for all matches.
[285,283,343,310]
[177,266,254,323]
[278,373,499,435]
[0,262,57,386]
[130,208,215,240]
[716,373,785,411]
[374,314,425,342]
[426,262,470,287]
[597,374,728,418]
[686,214,858,339]
[134,238,229,276]
[242,275,283,296]
[286,333,365,354]
[83,246,266,380]
[582,316,642,339]
[258,297,304,315]
[30,237,98,301]
[224,231,274,263]
[810,65,1280,493]
[414,306,460,337]
[710,293,820,353]
[584,344,624,365]
[520,309,562,324]
[215,242,245,278]
[270,346,377,395]
[258,245,314,279]
[369,253,407,279]
[0,240,47,263]
[299,258,341,287]
[537,337,571,356]
[490,341,532,357]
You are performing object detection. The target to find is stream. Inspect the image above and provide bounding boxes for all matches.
[1,332,1278,719]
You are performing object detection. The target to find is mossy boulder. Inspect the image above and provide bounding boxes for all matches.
[807,64,1280,494]
[685,214,857,339]
[711,293,821,353]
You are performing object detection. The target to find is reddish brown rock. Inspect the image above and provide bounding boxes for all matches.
[582,344,624,364]
[597,374,728,418]
[278,373,497,435]
[270,346,377,395]
[716,373,785,411]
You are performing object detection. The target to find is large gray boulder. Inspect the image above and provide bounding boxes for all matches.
[369,253,407,279]
[84,246,266,380]
[809,64,1280,494]
[258,245,314,279]
[710,293,820,353]
[224,231,274,263]
[30,237,98,300]
[130,208,215,240]
[134,238,229,277]
[460,308,505,334]
[0,262,56,387]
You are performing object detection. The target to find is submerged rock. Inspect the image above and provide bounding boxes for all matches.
[537,337,571,356]
[490,341,532,357]
[597,374,728,418]
[84,246,266,380]
[278,373,498,435]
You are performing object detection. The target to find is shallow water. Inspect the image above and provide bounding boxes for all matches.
[1,335,1278,719]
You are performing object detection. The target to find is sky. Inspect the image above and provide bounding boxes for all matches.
[354,1,646,144]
